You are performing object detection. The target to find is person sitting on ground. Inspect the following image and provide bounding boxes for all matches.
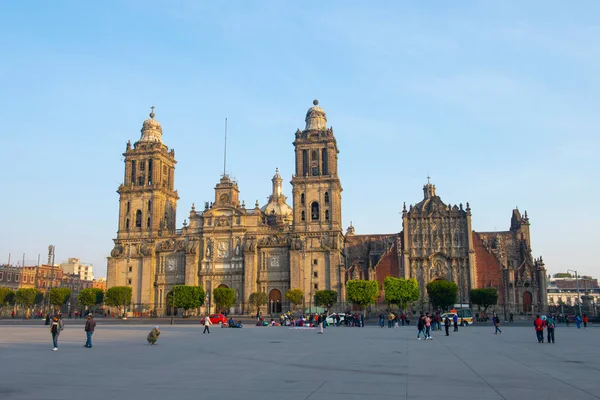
[235,320,243,328]
[147,326,160,345]
[228,317,235,327]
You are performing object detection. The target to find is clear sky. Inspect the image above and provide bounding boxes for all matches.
[1,1,598,278]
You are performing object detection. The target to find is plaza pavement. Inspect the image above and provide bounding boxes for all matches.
[0,322,598,400]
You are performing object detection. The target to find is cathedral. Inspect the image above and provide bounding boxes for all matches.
[107,101,547,315]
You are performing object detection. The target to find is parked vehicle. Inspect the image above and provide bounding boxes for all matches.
[200,314,227,326]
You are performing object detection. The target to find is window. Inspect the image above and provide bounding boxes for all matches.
[311,150,320,176]
[301,211,305,221]
[128,278,132,285]
[127,201,131,213]
[125,218,130,230]
[148,200,152,212]
[135,210,142,228]
[147,217,151,229]
[313,283,318,290]
[324,192,329,204]
[131,160,136,184]
[322,148,328,175]
[325,210,329,220]
[313,259,318,265]
[0,272,3,280]
[300,193,305,205]
[15,274,20,282]
[7,272,11,281]
[313,271,318,278]
[128,266,132,272]
[140,160,145,171]
[138,176,144,185]
[311,202,319,220]
[302,150,308,176]
[147,159,153,185]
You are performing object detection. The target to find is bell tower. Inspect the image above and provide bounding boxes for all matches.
[291,100,342,232]
[117,107,179,238]
[290,100,344,302]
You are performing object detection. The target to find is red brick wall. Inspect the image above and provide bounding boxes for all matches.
[375,241,399,301]
[472,233,505,305]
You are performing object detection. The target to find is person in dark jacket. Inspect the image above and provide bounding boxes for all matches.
[444,315,451,336]
[84,314,97,348]
[453,314,459,332]
[417,315,426,340]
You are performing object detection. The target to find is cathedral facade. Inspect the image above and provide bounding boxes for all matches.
[107,101,547,315]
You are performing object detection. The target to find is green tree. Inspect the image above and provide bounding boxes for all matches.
[285,288,304,311]
[48,288,72,311]
[426,280,458,310]
[314,290,337,313]
[553,273,572,278]
[78,288,104,309]
[34,291,45,306]
[15,288,39,309]
[346,280,379,315]
[470,288,498,313]
[213,287,235,313]
[384,277,420,310]
[166,285,205,316]
[105,286,132,317]
[248,292,268,314]
[0,288,15,312]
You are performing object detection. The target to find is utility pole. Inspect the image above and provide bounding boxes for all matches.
[567,269,583,317]
[46,245,55,314]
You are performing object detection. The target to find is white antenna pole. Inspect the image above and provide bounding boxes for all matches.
[223,118,227,176]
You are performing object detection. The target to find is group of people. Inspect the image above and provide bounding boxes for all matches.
[48,313,96,351]
[378,312,412,328]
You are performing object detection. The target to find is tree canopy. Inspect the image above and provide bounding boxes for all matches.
[105,286,132,314]
[168,285,205,312]
[314,290,337,312]
[15,288,40,308]
[384,277,420,309]
[78,288,104,308]
[426,280,458,309]
[248,292,268,313]
[0,288,15,310]
[346,280,379,310]
[48,288,72,309]
[213,287,235,313]
[470,288,498,313]
[285,289,304,310]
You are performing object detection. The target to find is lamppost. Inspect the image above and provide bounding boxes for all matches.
[46,245,55,314]
[567,269,583,317]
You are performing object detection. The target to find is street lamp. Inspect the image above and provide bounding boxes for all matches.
[567,269,583,317]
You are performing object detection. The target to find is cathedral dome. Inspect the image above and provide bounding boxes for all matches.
[261,168,293,219]
[305,99,327,131]
[139,107,163,143]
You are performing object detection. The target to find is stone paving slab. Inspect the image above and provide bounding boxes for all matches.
[0,323,598,400]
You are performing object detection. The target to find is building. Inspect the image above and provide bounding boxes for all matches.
[93,278,107,291]
[547,276,599,314]
[36,264,63,293]
[107,101,547,315]
[0,265,22,290]
[59,258,94,281]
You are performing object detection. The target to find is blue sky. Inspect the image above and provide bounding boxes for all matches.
[1,1,598,278]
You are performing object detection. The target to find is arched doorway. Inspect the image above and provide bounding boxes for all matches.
[522,291,532,314]
[218,284,229,288]
[269,289,282,314]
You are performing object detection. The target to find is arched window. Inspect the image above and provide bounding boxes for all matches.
[125,218,130,230]
[311,150,320,176]
[324,192,330,204]
[135,210,142,228]
[322,148,328,175]
[325,210,329,220]
[300,193,305,205]
[131,160,136,185]
[148,200,152,212]
[147,217,151,229]
[301,211,305,221]
[126,201,130,213]
[311,202,319,220]
[302,150,309,176]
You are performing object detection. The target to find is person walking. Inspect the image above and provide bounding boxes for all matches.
[203,315,212,334]
[417,314,426,340]
[575,315,582,329]
[387,311,394,328]
[509,313,514,323]
[453,314,459,332]
[50,315,63,351]
[583,314,588,328]
[493,314,502,334]
[318,314,324,334]
[444,315,451,336]
[425,313,432,339]
[534,315,544,343]
[546,315,556,344]
[84,314,96,348]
